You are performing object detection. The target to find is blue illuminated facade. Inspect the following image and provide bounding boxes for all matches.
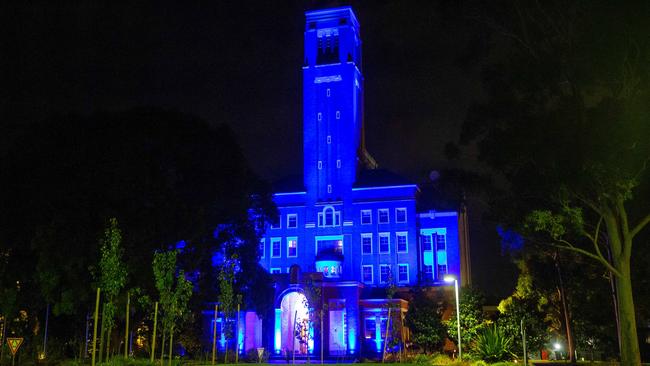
[207,6,470,359]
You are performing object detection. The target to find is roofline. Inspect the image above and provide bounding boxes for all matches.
[273,191,307,196]
[352,184,418,191]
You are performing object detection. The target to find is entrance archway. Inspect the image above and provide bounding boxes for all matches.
[279,291,310,355]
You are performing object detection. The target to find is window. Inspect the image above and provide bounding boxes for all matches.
[318,161,323,169]
[316,32,340,65]
[396,232,408,253]
[379,233,390,254]
[271,238,281,258]
[316,238,343,255]
[378,209,389,224]
[360,210,372,225]
[317,112,322,121]
[395,208,407,223]
[398,264,409,283]
[335,111,341,119]
[270,217,281,229]
[422,235,432,251]
[287,214,297,229]
[318,206,341,227]
[327,135,332,144]
[362,265,373,283]
[259,238,265,258]
[326,88,331,97]
[361,234,372,254]
[424,265,433,281]
[287,237,297,257]
[364,317,376,339]
[436,234,446,250]
[437,264,448,279]
[336,159,341,168]
[380,265,391,283]
[270,268,281,274]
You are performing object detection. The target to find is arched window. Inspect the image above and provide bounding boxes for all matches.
[324,207,334,226]
[317,206,341,227]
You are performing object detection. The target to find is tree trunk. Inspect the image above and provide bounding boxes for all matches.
[615,261,641,366]
[160,329,166,363]
[98,305,106,363]
[554,253,575,362]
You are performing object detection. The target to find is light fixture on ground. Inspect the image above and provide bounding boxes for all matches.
[444,274,461,361]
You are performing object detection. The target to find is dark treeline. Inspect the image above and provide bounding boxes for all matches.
[0,107,276,359]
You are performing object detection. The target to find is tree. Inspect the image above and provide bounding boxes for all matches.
[453,1,650,364]
[1,107,276,351]
[445,287,489,352]
[96,218,127,362]
[497,260,550,357]
[217,256,238,362]
[404,288,447,354]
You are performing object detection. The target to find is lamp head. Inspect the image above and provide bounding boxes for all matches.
[443,275,456,283]
[553,343,562,351]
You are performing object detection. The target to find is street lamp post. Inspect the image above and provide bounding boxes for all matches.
[444,275,461,361]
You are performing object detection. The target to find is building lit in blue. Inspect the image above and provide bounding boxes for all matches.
[207,6,470,359]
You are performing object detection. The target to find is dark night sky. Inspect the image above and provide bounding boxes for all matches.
[6,1,513,297]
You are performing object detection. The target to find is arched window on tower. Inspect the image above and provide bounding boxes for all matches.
[317,206,341,227]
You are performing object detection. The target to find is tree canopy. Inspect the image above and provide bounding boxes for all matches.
[0,107,276,354]
[452,1,650,363]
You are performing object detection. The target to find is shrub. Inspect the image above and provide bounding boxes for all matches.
[430,353,453,365]
[470,361,488,366]
[474,325,514,363]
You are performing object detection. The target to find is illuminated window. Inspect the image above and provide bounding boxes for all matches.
[380,265,391,283]
[327,184,332,193]
[270,268,281,274]
[362,265,373,283]
[335,111,340,119]
[326,88,331,97]
[396,232,408,253]
[318,161,322,169]
[424,265,433,280]
[395,208,407,223]
[379,233,390,254]
[287,214,298,229]
[398,264,409,283]
[271,238,281,258]
[336,159,341,168]
[317,112,322,121]
[259,238,265,258]
[437,264,447,279]
[361,234,372,254]
[327,135,332,144]
[422,235,432,251]
[287,237,298,257]
[378,209,389,224]
[360,210,372,225]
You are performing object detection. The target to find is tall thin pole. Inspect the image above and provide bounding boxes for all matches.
[454,280,462,361]
[292,310,297,365]
[167,326,174,366]
[382,307,392,363]
[212,304,218,365]
[124,292,130,358]
[150,302,158,363]
[236,304,240,364]
[521,318,527,365]
[43,303,50,359]
[92,288,101,366]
